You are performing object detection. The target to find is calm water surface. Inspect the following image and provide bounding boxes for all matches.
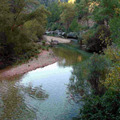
[0,46,89,120]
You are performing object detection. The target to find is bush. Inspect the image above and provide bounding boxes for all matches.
[69,19,80,32]
[86,54,111,95]
[104,46,120,92]
[24,19,45,42]
[82,25,111,53]
[104,46,120,63]
[68,54,111,100]
[104,66,120,92]
[51,23,61,31]
[109,17,120,46]
[0,1,49,66]
[48,22,66,31]
[79,90,120,120]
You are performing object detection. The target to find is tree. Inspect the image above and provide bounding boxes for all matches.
[0,0,49,65]
[60,2,76,31]
[47,1,61,24]
[75,0,90,26]
[92,0,120,25]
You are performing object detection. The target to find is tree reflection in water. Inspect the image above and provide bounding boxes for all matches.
[53,45,91,103]
[53,46,88,67]
[67,61,91,103]
[67,54,110,103]
[0,78,48,120]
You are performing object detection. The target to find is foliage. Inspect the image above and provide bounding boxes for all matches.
[68,53,111,100]
[69,19,80,32]
[74,46,120,120]
[86,54,111,95]
[50,23,65,31]
[24,5,48,41]
[0,0,49,66]
[79,90,120,120]
[92,0,120,25]
[46,1,71,31]
[60,2,76,30]
[104,66,120,92]
[104,46,120,62]
[109,17,120,46]
[75,0,90,25]
[104,46,120,92]
[47,1,61,23]
[82,25,111,53]
[68,60,90,98]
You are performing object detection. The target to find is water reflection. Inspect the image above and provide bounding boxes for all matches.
[53,46,91,103]
[53,47,87,67]
[20,85,49,100]
[0,46,90,120]
[67,62,92,103]
[0,80,37,120]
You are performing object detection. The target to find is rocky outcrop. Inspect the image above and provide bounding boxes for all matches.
[45,30,66,37]
[67,32,78,39]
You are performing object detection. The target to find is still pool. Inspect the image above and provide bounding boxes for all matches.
[0,46,90,120]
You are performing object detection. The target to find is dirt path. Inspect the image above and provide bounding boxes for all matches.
[0,50,59,79]
[43,35,71,43]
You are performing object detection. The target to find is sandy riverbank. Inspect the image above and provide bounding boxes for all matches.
[0,50,59,79]
[43,35,71,43]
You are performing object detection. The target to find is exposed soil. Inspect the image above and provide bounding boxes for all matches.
[0,50,59,79]
[43,35,71,43]
[0,35,72,79]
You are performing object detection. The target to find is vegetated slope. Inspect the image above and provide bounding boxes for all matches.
[38,0,68,6]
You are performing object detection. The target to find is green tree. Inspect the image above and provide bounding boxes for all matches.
[69,18,80,32]
[79,90,120,120]
[92,0,120,25]
[0,0,49,65]
[60,2,76,31]
[47,1,62,30]
[75,0,90,26]
[47,1,61,23]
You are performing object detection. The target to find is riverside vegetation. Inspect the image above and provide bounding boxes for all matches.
[47,0,120,119]
[0,0,49,68]
[0,0,120,120]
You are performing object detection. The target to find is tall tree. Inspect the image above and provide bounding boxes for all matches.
[60,2,76,30]
[0,0,49,65]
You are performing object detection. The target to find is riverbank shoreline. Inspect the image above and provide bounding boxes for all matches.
[43,35,71,43]
[0,49,59,79]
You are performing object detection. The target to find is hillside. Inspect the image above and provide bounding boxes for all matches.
[38,0,68,6]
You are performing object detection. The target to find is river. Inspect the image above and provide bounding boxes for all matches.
[0,45,90,120]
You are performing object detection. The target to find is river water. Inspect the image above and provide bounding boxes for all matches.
[0,46,90,120]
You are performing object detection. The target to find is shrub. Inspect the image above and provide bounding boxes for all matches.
[69,19,80,32]
[104,46,120,63]
[82,25,111,53]
[87,54,111,95]
[49,23,66,31]
[68,54,111,99]
[79,90,120,120]
[109,17,120,46]
[104,66,120,92]
[104,46,120,92]
[0,1,49,66]
[51,23,61,31]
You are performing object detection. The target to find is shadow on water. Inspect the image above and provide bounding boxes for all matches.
[0,78,48,120]
[0,43,91,120]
